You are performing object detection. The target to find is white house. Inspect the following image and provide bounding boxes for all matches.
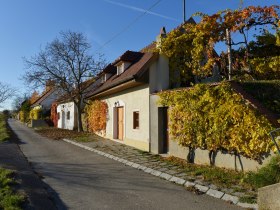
[57,101,77,130]
[85,41,169,151]
[56,79,101,130]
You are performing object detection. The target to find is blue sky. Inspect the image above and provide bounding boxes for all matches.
[0,0,278,110]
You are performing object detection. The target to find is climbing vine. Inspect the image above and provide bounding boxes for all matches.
[84,100,108,133]
[50,103,58,127]
[158,5,280,82]
[29,108,42,120]
[158,82,275,161]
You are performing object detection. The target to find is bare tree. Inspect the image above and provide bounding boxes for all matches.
[0,82,15,107]
[24,31,106,132]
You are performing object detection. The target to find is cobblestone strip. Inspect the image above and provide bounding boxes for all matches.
[63,139,257,209]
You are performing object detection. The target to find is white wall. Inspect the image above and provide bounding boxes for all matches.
[149,54,169,94]
[101,84,150,151]
[57,101,77,130]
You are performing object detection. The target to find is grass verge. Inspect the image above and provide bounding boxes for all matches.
[0,114,25,209]
[0,114,9,142]
[245,155,280,189]
[0,168,25,210]
[164,156,248,189]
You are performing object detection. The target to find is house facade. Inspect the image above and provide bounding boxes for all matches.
[56,79,100,130]
[57,101,77,130]
[86,48,169,151]
[30,87,60,116]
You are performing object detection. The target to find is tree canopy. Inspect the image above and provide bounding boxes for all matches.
[0,82,15,107]
[159,5,280,83]
[24,31,106,131]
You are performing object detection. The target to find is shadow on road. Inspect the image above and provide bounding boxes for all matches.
[0,119,67,210]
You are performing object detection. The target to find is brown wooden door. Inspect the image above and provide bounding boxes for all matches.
[117,107,124,140]
[163,107,169,153]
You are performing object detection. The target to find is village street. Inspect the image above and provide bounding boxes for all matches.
[7,119,241,210]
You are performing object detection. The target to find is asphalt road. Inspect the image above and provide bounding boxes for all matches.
[8,119,241,210]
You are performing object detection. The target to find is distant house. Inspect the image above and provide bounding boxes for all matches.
[30,83,61,118]
[56,79,99,130]
[29,82,61,127]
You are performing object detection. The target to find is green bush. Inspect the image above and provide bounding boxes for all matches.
[245,155,280,188]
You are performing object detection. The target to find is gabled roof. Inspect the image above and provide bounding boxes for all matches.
[86,51,158,99]
[103,64,117,74]
[112,50,143,65]
[31,88,56,108]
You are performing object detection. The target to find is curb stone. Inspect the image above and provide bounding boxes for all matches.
[62,139,258,209]
[169,176,186,185]
[150,170,162,177]
[221,194,239,204]
[237,202,258,209]
[159,172,173,181]
[184,181,195,188]
[195,184,209,193]
[206,189,224,199]
[138,165,147,171]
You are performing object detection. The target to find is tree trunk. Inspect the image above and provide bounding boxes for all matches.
[76,101,83,132]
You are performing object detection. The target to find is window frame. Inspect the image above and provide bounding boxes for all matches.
[67,111,70,120]
[133,111,140,130]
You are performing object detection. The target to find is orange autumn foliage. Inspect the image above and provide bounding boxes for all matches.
[29,91,40,105]
[50,103,58,127]
[84,100,108,133]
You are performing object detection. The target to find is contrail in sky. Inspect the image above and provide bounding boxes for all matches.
[103,0,179,22]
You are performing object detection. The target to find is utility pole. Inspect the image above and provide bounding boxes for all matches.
[183,0,186,22]
[226,28,232,81]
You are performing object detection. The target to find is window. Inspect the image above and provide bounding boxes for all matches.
[67,111,70,120]
[117,63,124,75]
[133,111,139,129]
[57,112,60,120]
[101,74,105,83]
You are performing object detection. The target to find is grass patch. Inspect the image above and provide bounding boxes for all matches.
[0,168,25,210]
[239,195,257,204]
[164,156,248,189]
[245,155,280,189]
[35,127,104,142]
[0,114,9,142]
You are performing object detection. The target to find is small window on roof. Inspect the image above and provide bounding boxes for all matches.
[101,74,105,83]
[117,63,124,75]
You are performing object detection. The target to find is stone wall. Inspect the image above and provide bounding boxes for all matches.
[169,140,271,171]
[258,183,280,210]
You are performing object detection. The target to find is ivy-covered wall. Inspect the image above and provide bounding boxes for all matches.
[84,100,108,133]
[158,82,276,162]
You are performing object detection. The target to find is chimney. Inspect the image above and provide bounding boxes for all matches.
[156,27,167,49]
